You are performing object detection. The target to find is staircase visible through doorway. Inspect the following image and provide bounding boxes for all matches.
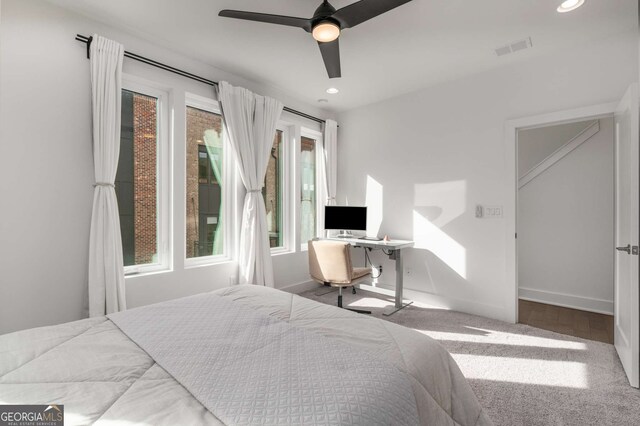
[518,299,613,344]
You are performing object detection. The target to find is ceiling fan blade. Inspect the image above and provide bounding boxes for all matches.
[317,39,341,79]
[332,0,413,29]
[219,10,312,32]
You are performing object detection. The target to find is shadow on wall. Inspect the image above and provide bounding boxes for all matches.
[410,180,469,289]
[412,208,466,279]
[364,176,471,295]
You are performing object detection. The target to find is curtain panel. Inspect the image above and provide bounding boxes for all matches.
[88,35,126,317]
[218,81,283,286]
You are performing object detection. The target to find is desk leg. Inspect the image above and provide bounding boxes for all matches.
[383,248,413,316]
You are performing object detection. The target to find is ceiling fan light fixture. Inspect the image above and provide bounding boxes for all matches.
[312,21,340,42]
[219,0,415,78]
[557,0,584,13]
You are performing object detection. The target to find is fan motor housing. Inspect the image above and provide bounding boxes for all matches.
[313,1,338,22]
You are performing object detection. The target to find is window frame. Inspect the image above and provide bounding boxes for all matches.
[299,128,323,251]
[121,75,172,276]
[269,124,293,255]
[184,93,234,267]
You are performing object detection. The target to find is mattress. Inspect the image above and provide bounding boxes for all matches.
[0,285,492,425]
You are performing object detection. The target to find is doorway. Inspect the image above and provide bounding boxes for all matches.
[504,90,640,388]
[516,117,615,343]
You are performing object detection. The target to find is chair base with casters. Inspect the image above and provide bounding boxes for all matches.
[325,282,371,314]
[315,283,359,296]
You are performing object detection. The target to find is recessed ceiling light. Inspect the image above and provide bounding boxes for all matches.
[557,0,584,13]
[326,87,339,94]
[317,98,328,103]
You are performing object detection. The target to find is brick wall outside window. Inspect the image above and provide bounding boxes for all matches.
[186,107,222,258]
[133,94,158,265]
[264,132,282,247]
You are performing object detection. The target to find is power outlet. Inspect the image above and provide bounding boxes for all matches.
[372,265,383,277]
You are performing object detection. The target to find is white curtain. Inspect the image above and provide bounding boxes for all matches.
[88,35,126,317]
[218,81,283,286]
[322,119,338,205]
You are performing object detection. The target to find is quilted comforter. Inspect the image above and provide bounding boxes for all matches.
[0,285,492,425]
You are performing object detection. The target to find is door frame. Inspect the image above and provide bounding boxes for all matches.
[504,101,618,323]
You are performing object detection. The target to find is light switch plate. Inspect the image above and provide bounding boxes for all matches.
[484,205,503,218]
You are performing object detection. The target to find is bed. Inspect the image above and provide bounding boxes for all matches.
[0,285,492,425]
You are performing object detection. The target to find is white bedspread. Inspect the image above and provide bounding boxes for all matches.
[0,285,492,425]
[108,292,420,425]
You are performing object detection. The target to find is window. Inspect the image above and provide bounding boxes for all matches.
[115,83,169,273]
[264,130,285,249]
[300,135,318,247]
[186,103,226,260]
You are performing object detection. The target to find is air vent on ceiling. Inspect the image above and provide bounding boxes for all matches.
[495,37,533,57]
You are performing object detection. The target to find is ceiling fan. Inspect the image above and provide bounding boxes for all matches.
[219,0,413,79]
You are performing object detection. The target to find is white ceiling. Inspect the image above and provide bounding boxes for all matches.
[46,0,636,112]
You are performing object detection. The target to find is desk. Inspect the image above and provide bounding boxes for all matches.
[324,237,415,316]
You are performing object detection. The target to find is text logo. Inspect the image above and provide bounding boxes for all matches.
[0,405,64,426]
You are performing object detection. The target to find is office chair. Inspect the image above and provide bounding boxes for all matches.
[308,240,372,314]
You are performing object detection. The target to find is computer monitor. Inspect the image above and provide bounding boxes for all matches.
[324,206,367,237]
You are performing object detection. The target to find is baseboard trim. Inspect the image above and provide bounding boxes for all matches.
[519,287,613,315]
[278,280,319,294]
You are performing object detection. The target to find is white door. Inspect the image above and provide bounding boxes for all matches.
[614,83,639,388]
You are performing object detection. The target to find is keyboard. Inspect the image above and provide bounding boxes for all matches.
[359,236,383,241]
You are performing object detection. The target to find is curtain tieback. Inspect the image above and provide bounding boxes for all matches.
[247,189,262,193]
[94,182,115,188]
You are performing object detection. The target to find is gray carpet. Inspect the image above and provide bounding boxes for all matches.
[299,287,640,426]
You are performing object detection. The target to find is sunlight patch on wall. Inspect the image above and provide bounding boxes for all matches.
[452,354,589,389]
[366,175,383,236]
[414,180,466,227]
[413,210,467,278]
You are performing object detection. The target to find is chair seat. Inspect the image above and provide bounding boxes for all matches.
[328,267,371,287]
[352,267,371,279]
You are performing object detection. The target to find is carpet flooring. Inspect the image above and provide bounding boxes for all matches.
[299,287,640,426]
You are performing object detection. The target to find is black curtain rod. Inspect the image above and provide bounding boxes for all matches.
[75,34,327,125]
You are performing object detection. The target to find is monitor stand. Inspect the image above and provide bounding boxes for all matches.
[335,230,354,238]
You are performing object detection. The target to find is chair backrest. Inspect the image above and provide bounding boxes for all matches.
[308,240,353,284]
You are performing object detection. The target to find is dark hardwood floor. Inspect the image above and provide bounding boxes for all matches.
[518,299,614,344]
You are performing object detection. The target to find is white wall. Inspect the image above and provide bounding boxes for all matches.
[336,30,637,322]
[517,119,595,177]
[0,0,327,334]
[518,118,614,314]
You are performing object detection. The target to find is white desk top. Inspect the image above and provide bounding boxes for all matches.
[323,237,414,250]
